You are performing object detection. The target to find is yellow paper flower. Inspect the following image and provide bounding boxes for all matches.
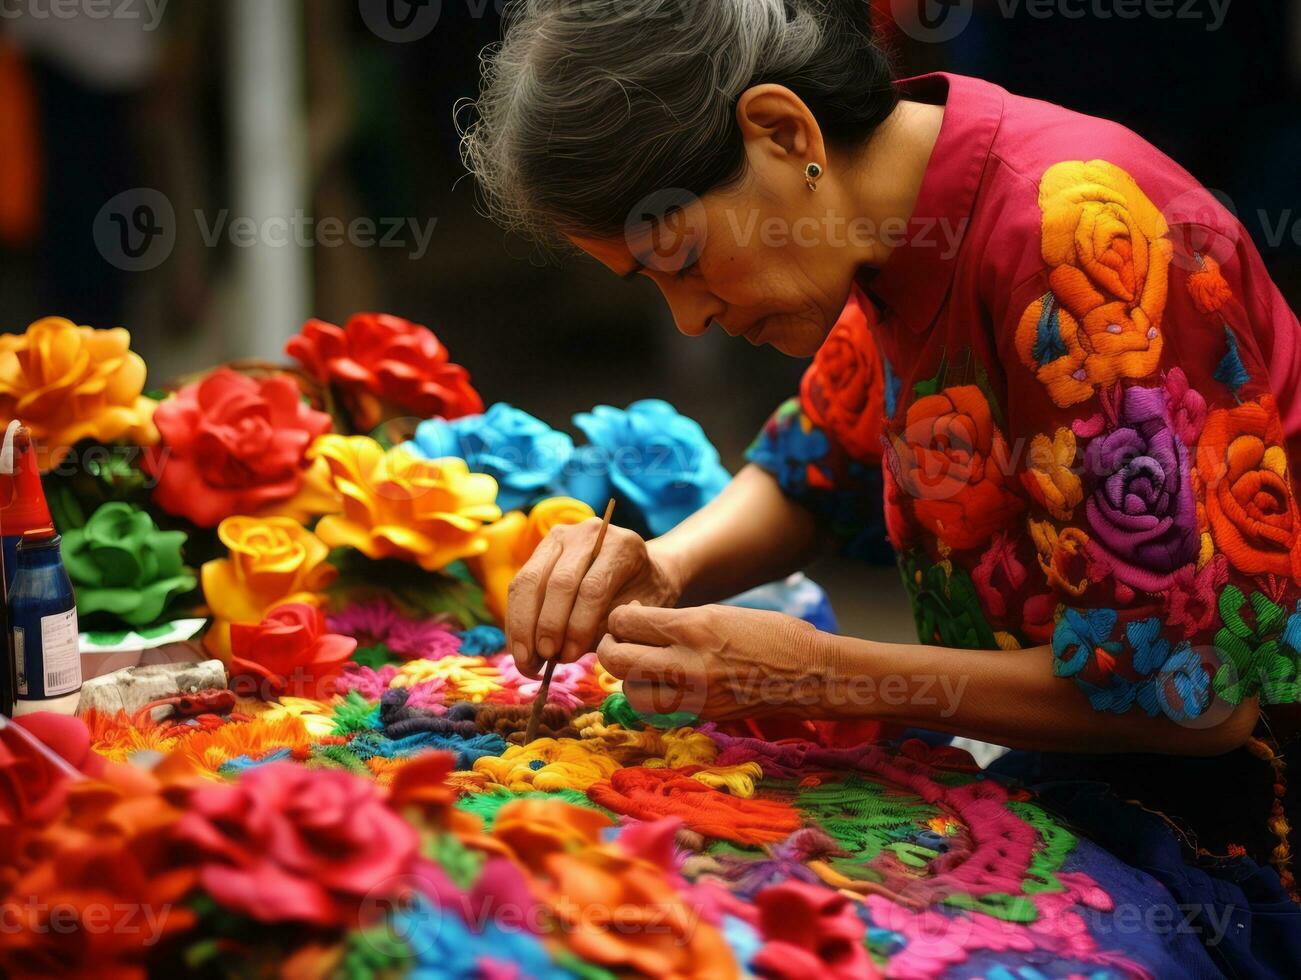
[309,435,501,571]
[472,497,597,619]
[256,450,343,523]
[201,516,337,659]
[0,316,158,471]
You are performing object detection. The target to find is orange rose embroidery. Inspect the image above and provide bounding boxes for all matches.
[800,288,886,461]
[1195,395,1301,578]
[890,385,1025,552]
[1015,161,1173,407]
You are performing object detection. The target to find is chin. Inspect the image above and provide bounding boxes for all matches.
[767,320,829,358]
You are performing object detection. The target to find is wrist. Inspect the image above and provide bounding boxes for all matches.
[646,535,691,607]
[806,632,893,722]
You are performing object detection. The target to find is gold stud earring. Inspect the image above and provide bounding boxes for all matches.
[805,162,823,191]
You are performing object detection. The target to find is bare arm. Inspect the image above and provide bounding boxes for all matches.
[506,464,821,675]
[650,464,824,606]
[600,604,1259,758]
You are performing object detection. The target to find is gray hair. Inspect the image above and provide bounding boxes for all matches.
[460,0,897,247]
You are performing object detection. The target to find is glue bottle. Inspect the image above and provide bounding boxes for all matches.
[1,421,53,717]
[9,527,81,716]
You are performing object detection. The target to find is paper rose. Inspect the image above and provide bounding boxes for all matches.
[800,288,886,462]
[0,767,197,977]
[286,313,483,431]
[310,435,501,572]
[174,763,419,926]
[230,604,357,700]
[0,316,158,471]
[569,400,730,536]
[62,502,196,628]
[146,368,332,527]
[0,714,107,837]
[404,403,574,512]
[472,497,595,619]
[201,516,337,659]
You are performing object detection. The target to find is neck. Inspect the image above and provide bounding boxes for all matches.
[837,98,945,269]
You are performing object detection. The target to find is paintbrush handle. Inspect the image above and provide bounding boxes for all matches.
[525,499,616,743]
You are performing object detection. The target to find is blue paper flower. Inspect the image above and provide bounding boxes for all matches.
[568,400,730,536]
[404,403,573,513]
[392,896,573,979]
[459,624,506,655]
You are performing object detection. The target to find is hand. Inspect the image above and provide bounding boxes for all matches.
[597,603,832,722]
[507,520,683,677]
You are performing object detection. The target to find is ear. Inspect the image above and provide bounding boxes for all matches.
[736,84,826,172]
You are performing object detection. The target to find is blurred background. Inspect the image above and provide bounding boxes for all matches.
[0,0,1297,639]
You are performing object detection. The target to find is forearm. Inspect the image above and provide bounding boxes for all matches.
[649,465,822,607]
[814,633,1258,756]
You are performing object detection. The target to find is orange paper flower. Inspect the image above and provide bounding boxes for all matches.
[0,317,158,471]
[1015,161,1172,407]
[201,516,337,660]
[0,773,198,980]
[491,800,738,979]
[472,497,596,619]
[310,435,501,572]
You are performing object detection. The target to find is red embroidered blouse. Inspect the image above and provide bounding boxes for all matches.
[748,73,1301,722]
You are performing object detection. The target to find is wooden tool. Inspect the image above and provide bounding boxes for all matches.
[525,498,616,744]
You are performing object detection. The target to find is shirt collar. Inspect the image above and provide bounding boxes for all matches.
[860,73,1004,334]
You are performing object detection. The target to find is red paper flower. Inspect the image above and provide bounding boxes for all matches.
[229,604,357,700]
[174,763,419,927]
[752,881,879,980]
[148,368,332,527]
[286,313,484,431]
[0,713,106,830]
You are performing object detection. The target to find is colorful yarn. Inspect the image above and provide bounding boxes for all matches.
[456,788,613,830]
[473,739,620,792]
[393,656,504,703]
[328,601,463,660]
[334,663,398,700]
[459,625,506,654]
[331,691,381,734]
[588,767,803,845]
[494,653,597,709]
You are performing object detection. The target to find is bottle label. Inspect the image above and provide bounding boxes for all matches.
[40,609,81,697]
[13,627,26,697]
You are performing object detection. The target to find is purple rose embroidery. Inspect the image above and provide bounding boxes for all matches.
[1082,385,1198,593]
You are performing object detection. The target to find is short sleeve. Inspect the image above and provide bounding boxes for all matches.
[746,288,889,561]
[1002,160,1301,721]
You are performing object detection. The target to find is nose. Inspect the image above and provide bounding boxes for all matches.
[658,282,723,339]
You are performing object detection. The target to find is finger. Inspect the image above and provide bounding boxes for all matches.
[506,535,564,676]
[607,603,689,646]
[533,530,602,663]
[560,542,638,662]
[596,635,667,680]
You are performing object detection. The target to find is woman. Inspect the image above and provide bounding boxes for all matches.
[464,0,1301,948]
